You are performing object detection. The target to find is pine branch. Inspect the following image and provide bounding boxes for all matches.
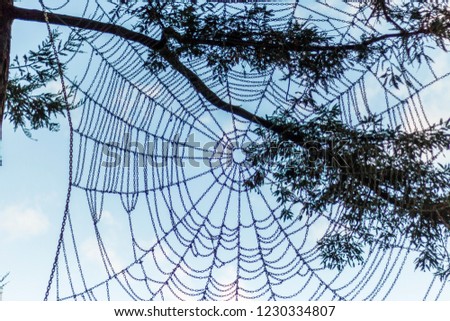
[164,25,423,53]
[10,5,275,127]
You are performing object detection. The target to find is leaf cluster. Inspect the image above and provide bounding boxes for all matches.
[245,106,450,278]
[6,30,80,138]
[125,2,349,86]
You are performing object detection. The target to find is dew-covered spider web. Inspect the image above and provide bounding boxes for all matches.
[38,0,450,300]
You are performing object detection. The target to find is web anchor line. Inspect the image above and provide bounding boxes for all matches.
[39,0,75,301]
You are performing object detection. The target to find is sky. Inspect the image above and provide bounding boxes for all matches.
[0,1,72,299]
[1,0,450,301]
[0,114,70,300]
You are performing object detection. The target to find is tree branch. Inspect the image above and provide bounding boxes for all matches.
[10,6,428,135]
[9,5,429,130]
[164,26,423,53]
[10,6,277,129]
[11,6,163,49]
[346,162,450,229]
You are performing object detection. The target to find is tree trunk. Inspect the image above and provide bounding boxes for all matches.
[0,0,13,166]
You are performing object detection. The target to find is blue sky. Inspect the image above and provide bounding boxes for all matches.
[1,0,450,301]
[0,115,70,300]
[0,2,72,299]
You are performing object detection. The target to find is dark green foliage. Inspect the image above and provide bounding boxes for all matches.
[244,106,450,278]
[119,2,350,86]
[6,30,80,138]
[319,234,365,271]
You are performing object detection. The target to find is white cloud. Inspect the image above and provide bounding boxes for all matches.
[211,264,237,285]
[0,205,49,240]
[45,80,63,94]
[81,237,123,270]
[143,85,161,99]
[99,210,118,228]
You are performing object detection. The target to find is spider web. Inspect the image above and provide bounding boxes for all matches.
[39,0,450,300]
